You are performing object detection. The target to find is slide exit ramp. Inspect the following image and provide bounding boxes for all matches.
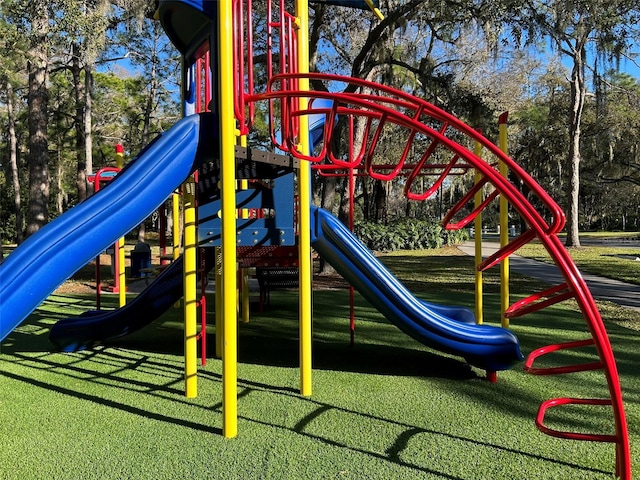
[311,206,524,372]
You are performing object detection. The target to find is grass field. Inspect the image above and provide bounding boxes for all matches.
[1,246,638,479]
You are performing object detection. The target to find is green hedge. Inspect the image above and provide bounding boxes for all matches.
[353,218,468,251]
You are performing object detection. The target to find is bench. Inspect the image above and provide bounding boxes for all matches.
[255,267,299,310]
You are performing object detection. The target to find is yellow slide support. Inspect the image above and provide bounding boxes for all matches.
[498,113,510,328]
[183,176,198,398]
[473,140,483,325]
[172,191,181,309]
[296,0,313,398]
[115,146,126,308]
[218,0,238,439]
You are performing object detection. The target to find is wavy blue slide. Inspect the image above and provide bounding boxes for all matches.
[0,113,217,343]
[49,256,185,351]
[311,206,523,371]
[49,249,215,351]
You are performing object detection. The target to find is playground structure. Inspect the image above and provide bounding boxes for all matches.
[0,1,631,478]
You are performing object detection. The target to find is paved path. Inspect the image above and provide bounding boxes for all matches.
[458,241,640,313]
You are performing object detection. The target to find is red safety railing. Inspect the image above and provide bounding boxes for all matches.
[233,0,255,134]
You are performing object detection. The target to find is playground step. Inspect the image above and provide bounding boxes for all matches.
[535,397,618,443]
[524,339,604,375]
[505,283,574,319]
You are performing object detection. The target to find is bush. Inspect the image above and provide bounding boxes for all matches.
[353,218,468,252]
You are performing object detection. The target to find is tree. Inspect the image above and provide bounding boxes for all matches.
[0,7,28,242]
[510,62,571,228]
[503,0,640,246]
[24,0,51,236]
[308,1,508,220]
[581,71,640,229]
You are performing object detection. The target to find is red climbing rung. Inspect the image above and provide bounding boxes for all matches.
[403,123,452,200]
[524,339,603,375]
[505,282,573,318]
[442,179,498,230]
[477,229,537,272]
[536,397,617,443]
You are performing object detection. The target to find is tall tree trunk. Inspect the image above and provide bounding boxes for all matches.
[7,81,23,243]
[55,141,67,215]
[565,39,587,248]
[26,3,50,236]
[73,42,88,203]
[320,175,337,213]
[137,56,159,243]
[362,177,371,221]
[372,179,388,223]
[84,65,94,176]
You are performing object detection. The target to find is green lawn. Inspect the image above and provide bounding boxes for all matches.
[1,247,638,479]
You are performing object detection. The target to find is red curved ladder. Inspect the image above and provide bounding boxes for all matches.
[246,73,630,479]
[234,2,631,477]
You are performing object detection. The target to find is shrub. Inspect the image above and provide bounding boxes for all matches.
[353,218,468,251]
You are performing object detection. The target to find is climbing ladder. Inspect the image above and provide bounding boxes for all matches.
[233,1,631,478]
[258,72,631,479]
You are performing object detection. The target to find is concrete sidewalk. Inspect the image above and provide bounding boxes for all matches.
[457,241,640,313]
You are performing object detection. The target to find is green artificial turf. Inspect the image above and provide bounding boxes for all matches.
[1,248,638,479]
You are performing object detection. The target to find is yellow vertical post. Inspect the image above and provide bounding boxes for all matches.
[296,0,312,398]
[172,191,181,309]
[498,112,510,328]
[218,0,238,438]
[172,192,181,261]
[117,237,126,307]
[363,0,385,19]
[115,146,126,308]
[241,269,250,323]
[473,140,483,325]
[238,136,250,324]
[183,175,198,397]
[215,247,223,358]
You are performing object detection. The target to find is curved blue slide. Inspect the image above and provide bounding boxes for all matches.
[0,113,217,344]
[49,249,215,351]
[49,256,185,351]
[311,206,523,371]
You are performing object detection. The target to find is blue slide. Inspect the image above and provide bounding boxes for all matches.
[49,256,184,351]
[48,249,215,351]
[311,206,523,371]
[0,113,217,343]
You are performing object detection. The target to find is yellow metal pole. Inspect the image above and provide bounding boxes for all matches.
[241,269,250,323]
[172,191,181,308]
[172,192,181,261]
[218,0,238,438]
[363,0,384,20]
[296,0,313,397]
[183,175,198,398]
[215,247,223,358]
[238,135,250,324]
[473,140,483,325]
[498,112,510,328]
[115,146,126,307]
[117,237,126,307]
